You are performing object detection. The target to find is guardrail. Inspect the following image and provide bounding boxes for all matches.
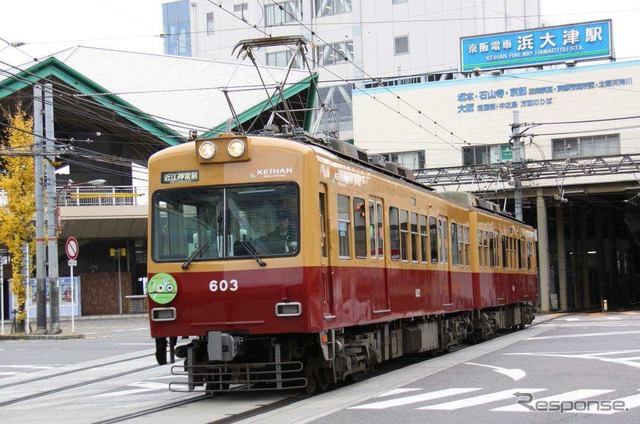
[0,185,148,207]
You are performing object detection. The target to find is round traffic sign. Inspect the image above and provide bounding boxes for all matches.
[65,237,79,260]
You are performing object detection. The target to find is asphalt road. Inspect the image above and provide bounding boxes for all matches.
[243,311,640,424]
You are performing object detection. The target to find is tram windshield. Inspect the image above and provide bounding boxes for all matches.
[152,183,299,263]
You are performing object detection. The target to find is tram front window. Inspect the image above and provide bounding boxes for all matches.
[152,183,299,262]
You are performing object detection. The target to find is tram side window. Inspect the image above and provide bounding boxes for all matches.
[430,216,438,263]
[489,231,495,267]
[400,209,409,262]
[337,194,351,259]
[389,206,400,261]
[464,226,470,266]
[518,239,523,269]
[478,230,484,267]
[377,202,384,258]
[451,222,459,265]
[420,215,428,264]
[502,235,508,268]
[353,197,367,259]
[457,224,464,266]
[439,217,448,264]
[319,192,327,258]
[410,213,418,263]
[527,240,533,269]
[369,201,376,258]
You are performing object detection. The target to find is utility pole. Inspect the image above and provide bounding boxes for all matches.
[33,85,47,334]
[44,83,61,334]
[511,110,524,221]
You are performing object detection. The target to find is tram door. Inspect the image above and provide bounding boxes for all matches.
[369,198,390,312]
[319,185,335,317]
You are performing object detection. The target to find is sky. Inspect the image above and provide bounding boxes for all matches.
[0,0,639,71]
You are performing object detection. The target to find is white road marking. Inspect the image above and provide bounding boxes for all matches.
[349,388,482,410]
[465,362,526,381]
[113,343,156,346]
[506,350,640,370]
[92,382,168,398]
[492,389,614,412]
[527,330,640,340]
[375,388,423,398]
[418,388,546,410]
[0,365,56,369]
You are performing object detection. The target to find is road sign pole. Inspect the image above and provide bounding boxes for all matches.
[70,263,75,333]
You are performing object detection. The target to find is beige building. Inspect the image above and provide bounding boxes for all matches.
[354,59,640,311]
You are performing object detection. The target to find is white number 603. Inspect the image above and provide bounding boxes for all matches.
[209,279,238,292]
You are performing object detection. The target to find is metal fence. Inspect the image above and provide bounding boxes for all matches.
[1,185,148,208]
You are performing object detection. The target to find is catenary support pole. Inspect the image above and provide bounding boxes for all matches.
[44,83,60,334]
[511,110,524,221]
[33,85,47,334]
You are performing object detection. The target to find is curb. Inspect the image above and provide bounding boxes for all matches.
[0,332,85,340]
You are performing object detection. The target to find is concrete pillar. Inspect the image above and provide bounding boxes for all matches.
[580,208,591,308]
[536,191,551,311]
[594,210,605,303]
[556,206,568,310]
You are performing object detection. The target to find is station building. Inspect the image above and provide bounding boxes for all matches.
[354,57,640,312]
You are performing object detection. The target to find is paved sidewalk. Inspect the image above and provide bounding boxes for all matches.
[0,313,148,340]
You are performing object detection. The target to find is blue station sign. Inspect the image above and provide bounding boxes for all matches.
[460,20,613,72]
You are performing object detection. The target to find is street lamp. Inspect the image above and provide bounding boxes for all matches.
[47,178,106,334]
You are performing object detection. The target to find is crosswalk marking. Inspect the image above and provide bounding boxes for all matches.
[349,388,640,415]
[375,388,422,398]
[349,388,482,410]
[418,388,546,410]
[493,389,613,412]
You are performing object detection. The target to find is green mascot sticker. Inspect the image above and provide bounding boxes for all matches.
[147,273,178,304]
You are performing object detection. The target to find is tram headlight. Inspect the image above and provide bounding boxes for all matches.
[198,141,216,159]
[227,139,246,158]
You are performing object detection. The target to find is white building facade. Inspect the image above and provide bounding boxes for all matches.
[164,0,540,139]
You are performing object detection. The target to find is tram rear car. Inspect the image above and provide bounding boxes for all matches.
[146,133,537,392]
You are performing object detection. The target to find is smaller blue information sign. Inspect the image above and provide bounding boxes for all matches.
[460,20,612,72]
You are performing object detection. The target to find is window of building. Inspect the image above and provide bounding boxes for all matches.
[162,0,192,56]
[353,197,367,258]
[266,50,303,68]
[265,0,302,26]
[392,0,408,4]
[552,134,620,159]
[317,41,354,66]
[463,144,512,165]
[206,12,214,35]
[389,207,400,261]
[381,150,425,169]
[395,36,409,55]
[337,194,351,259]
[315,0,351,17]
[233,2,248,12]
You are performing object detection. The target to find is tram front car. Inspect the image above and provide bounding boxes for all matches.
[146,133,327,391]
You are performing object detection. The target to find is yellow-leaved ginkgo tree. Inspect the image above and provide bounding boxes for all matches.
[0,107,35,333]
